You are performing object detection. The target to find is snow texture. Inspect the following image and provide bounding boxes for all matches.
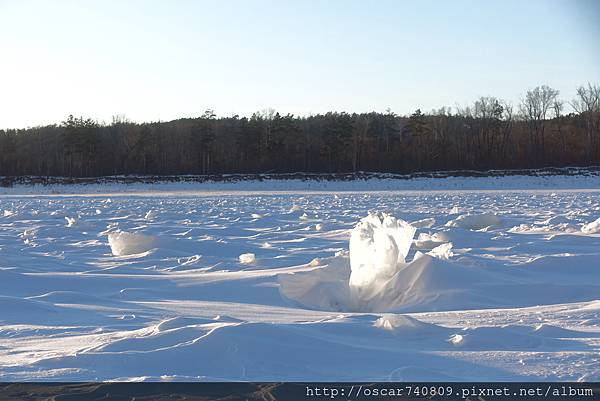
[1,179,600,382]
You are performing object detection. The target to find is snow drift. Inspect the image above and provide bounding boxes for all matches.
[279,211,599,313]
[279,212,462,312]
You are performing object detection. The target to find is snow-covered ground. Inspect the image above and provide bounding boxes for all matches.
[1,179,599,381]
[4,171,600,194]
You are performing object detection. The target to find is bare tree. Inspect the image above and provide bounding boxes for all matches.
[499,101,514,165]
[473,96,504,165]
[571,83,600,161]
[519,85,559,163]
[552,100,567,160]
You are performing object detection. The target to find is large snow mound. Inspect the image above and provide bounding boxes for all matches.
[280,212,467,312]
[107,231,158,256]
[279,211,600,313]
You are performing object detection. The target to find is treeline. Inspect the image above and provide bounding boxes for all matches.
[1,83,599,177]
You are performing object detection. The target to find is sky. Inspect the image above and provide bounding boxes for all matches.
[0,0,599,129]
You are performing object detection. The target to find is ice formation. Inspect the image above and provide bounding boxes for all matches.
[427,242,454,260]
[348,212,416,299]
[414,232,449,249]
[446,213,501,230]
[65,216,77,227]
[107,231,158,256]
[239,253,256,264]
[581,217,600,234]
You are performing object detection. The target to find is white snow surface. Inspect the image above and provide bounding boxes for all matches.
[1,179,600,381]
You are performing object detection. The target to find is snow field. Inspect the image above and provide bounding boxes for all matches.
[0,186,599,381]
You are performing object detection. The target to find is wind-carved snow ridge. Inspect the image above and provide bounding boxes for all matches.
[349,212,416,306]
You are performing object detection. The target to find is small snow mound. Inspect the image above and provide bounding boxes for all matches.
[108,231,157,256]
[448,334,464,345]
[309,258,321,267]
[449,206,460,215]
[3,210,15,217]
[65,216,77,227]
[239,253,256,264]
[373,314,431,331]
[446,213,501,230]
[581,217,600,234]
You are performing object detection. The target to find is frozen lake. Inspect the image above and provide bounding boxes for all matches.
[1,184,599,381]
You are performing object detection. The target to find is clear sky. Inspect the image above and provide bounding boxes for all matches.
[1,0,598,129]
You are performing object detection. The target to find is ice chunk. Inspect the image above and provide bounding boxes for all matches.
[309,258,322,267]
[315,223,324,231]
[448,334,464,345]
[446,213,501,230]
[414,232,448,249]
[582,217,600,234]
[428,242,454,260]
[107,231,157,256]
[349,212,416,290]
[411,218,435,228]
[239,253,256,264]
[65,216,77,227]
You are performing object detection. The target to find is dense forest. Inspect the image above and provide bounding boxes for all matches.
[1,84,599,177]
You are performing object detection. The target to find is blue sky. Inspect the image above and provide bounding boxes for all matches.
[0,0,598,128]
